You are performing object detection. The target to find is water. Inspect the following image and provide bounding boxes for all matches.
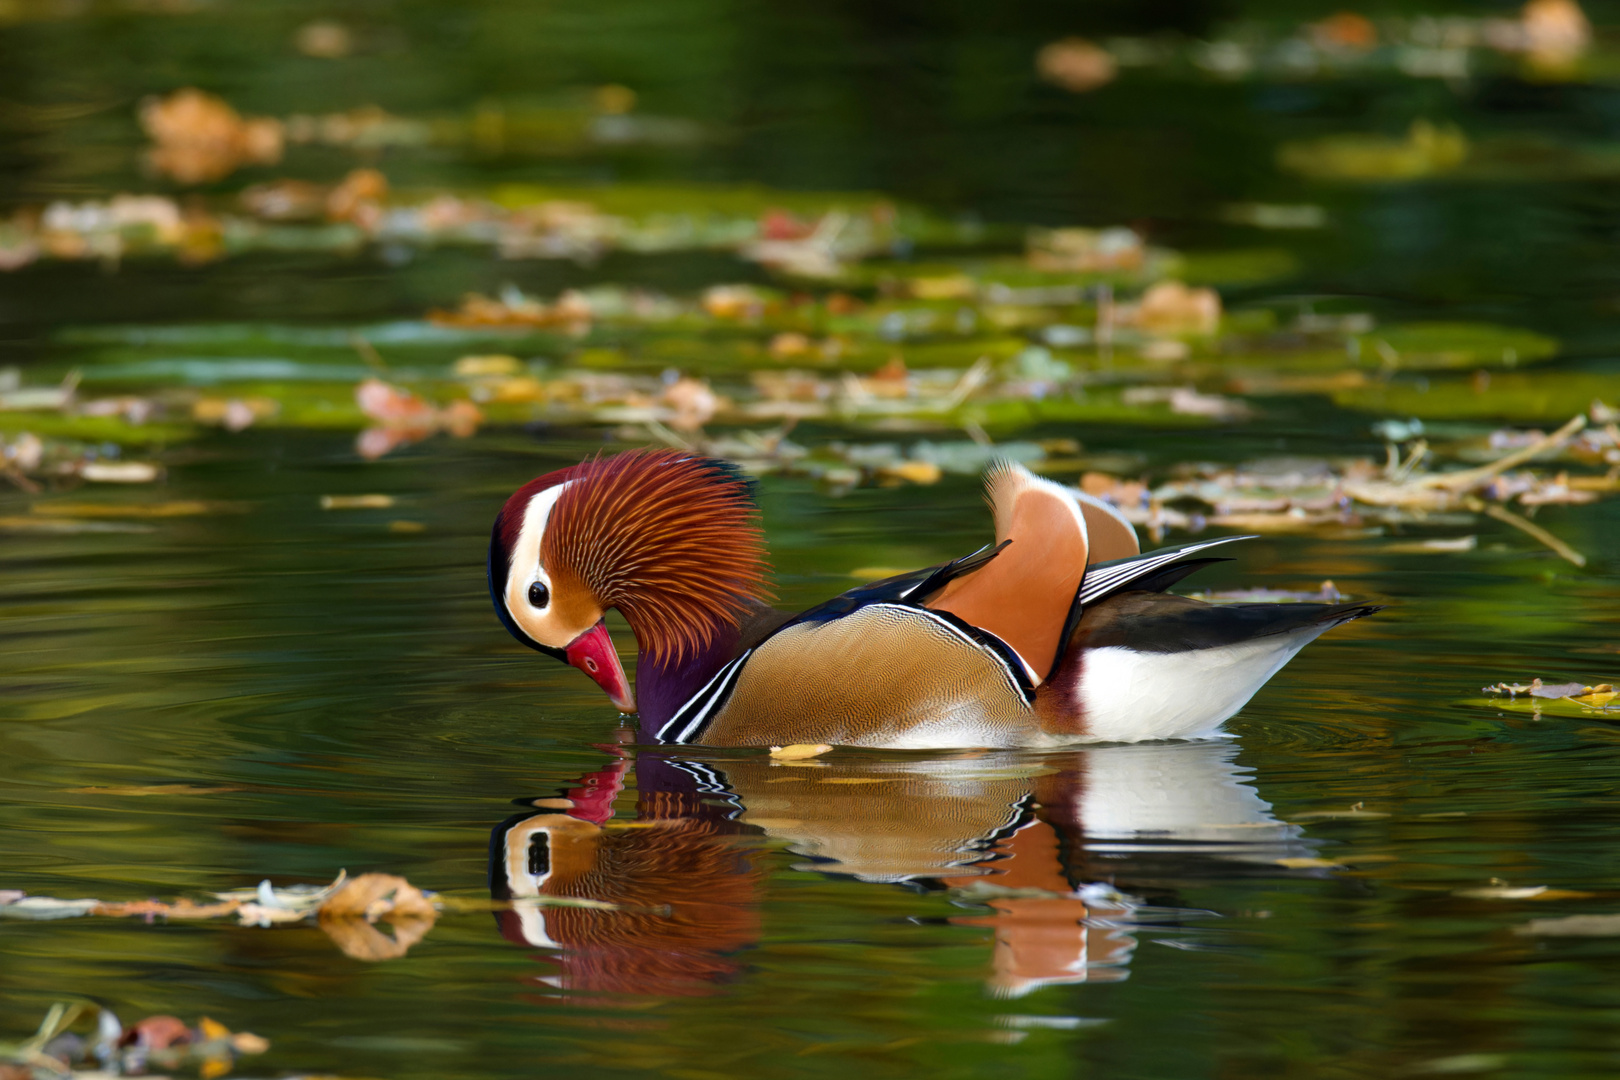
[5,2,1620,1077]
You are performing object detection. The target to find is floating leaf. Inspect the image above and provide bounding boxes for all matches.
[1516,914,1620,936]
[769,744,833,761]
[319,494,396,509]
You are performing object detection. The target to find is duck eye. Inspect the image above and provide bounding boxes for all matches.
[527,581,550,608]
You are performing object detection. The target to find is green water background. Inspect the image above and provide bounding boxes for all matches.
[4,2,1620,1077]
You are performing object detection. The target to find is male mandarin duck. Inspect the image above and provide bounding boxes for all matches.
[488,448,1379,748]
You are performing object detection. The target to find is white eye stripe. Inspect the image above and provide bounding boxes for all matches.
[505,481,573,621]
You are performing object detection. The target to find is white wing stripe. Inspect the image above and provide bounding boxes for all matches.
[1078,536,1253,605]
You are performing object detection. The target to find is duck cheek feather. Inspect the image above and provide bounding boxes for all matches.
[487,513,567,662]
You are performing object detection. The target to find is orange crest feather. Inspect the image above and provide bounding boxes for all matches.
[543,450,770,662]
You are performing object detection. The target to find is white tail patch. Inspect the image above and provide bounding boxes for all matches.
[1076,626,1334,742]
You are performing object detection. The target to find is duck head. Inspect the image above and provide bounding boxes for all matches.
[487,449,769,714]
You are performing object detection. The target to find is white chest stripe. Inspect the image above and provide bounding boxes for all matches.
[657,650,755,745]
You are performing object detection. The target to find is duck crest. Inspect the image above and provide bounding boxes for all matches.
[543,449,770,664]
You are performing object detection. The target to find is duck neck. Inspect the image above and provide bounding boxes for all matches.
[632,625,743,741]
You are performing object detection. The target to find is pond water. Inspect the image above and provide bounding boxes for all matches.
[5,2,1620,1079]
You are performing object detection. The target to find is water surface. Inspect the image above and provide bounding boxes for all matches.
[5,2,1620,1078]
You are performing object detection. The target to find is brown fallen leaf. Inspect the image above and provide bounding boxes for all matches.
[123,1015,191,1051]
[319,911,435,961]
[356,378,437,429]
[318,872,437,921]
[164,899,243,919]
[89,897,241,919]
[1309,11,1377,50]
[1129,281,1222,334]
[139,88,284,184]
[317,873,437,961]
[1035,37,1118,93]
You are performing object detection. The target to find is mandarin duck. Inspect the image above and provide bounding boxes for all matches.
[488,449,1379,748]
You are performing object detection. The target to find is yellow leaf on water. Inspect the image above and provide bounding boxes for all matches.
[769,743,831,760]
[320,494,395,510]
[1275,857,1344,869]
[453,354,522,377]
[879,460,942,485]
[198,1017,232,1042]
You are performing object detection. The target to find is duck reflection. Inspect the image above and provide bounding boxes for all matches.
[489,741,1308,999]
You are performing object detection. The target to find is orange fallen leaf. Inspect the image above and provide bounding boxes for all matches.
[1035,37,1118,93]
[139,89,284,184]
[318,872,437,921]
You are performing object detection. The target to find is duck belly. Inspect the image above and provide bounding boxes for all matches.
[1075,630,1322,742]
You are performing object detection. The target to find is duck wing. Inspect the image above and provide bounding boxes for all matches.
[787,540,1011,626]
